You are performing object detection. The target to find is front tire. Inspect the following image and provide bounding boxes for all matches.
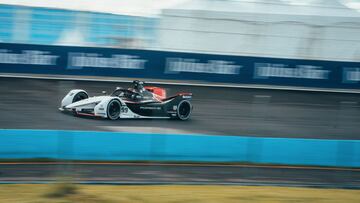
[177,100,192,120]
[107,99,121,120]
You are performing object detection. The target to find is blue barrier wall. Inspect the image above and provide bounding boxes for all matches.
[0,43,360,89]
[0,129,359,167]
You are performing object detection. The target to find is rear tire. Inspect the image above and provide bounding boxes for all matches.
[107,99,121,120]
[72,91,88,103]
[177,100,192,120]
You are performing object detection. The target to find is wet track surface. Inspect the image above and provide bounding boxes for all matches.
[0,77,360,139]
[0,163,359,188]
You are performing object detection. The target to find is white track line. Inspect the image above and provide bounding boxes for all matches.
[99,126,198,135]
[340,101,358,105]
[1,74,360,94]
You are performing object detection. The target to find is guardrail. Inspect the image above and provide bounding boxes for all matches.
[0,43,359,90]
[0,130,359,167]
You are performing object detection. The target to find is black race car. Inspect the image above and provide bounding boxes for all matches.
[59,80,193,120]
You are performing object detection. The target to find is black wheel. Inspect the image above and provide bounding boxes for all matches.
[72,92,88,103]
[177,100,192,120]
[107,99,121,120]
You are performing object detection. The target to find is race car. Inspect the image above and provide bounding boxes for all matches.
[59,80,193,120]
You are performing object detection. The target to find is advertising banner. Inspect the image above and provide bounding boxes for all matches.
[0,43,359,89]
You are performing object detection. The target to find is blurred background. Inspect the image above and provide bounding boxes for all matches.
[1,0,359,61]
[0,0,360,202]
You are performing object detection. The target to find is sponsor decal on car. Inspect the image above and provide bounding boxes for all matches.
[182,95,192,99]
[120,106,129,113]
[140,106,161,110]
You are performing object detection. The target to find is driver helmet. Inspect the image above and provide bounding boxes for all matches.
[133,80,145,93]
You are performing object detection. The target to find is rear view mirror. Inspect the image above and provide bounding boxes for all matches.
[102,91,107,95]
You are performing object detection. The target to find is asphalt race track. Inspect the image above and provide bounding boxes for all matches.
[1,77,360,187]
[0,77,360,139]
[0,163,359,188]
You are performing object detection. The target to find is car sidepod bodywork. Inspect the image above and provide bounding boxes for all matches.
[59,85,193,120]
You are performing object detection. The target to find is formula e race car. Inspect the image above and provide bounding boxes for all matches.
[59,80,193,120]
